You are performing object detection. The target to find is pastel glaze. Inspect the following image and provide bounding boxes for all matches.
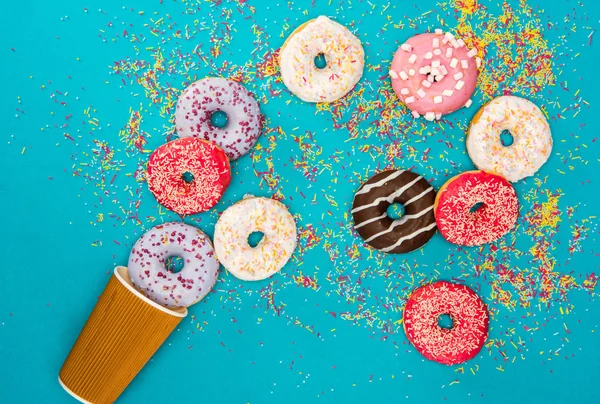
[128,222,220,308]
[175,78,263,160]
[390,32,479,119]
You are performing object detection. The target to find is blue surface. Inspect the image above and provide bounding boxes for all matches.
[1,0,599,403]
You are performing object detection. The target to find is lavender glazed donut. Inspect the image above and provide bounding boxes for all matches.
[128,222,220,308]
[175,77,263,160]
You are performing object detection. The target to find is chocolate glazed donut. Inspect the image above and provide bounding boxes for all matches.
[352,169,437,253]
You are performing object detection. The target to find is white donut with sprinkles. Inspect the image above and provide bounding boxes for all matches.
[279,15,365,103]
[214,196,297,281]
[467,95,552,182]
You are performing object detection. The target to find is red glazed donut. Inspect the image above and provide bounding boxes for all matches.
[434,170,518,246]
[147,137,231,215]
[403,281,489,365]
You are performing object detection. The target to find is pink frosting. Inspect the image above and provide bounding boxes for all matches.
[390,32,479,117]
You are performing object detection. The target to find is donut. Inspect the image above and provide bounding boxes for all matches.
[467,95,552,182]
[147,137,231,215]
[279,15,365,103]
[128,222,220,308]
[434,170,518,246]
[214,196,297,281]
[175,78,263,160]
[403,281,489,365]
[390,30,480,120]
[352,170,437,253]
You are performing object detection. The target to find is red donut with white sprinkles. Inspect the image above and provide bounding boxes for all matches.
[403,281,489,365]
[147,137,231,215]
[434,170,518,246]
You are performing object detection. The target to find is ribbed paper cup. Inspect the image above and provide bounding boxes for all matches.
[59,266,187,404]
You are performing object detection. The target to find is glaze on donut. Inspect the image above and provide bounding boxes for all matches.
[147,137,231,215]
[214,196,297,281]
[467,95,552,182]
[175,78,263,160]
[279,15,365,102]
[403,281,489,365]
[352,170,437,253]
[390,30,480,120]
[434,171,518,246]
[128,222,220,308]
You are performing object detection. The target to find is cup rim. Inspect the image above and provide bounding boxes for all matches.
[114,266,188,318]
[58,375,92,404]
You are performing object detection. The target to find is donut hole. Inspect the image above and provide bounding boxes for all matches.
[437,313,454,330]
[500,130,514,146]
[165,255,185,273]
[181,171,195,183]
[314,53,327,69]
[210,110,229,129]
[247,231,265,248]
[426,71,442,82]
[469,202,485,214]
[386,202,405,220]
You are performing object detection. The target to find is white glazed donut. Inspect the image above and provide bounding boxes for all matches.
[175,77,263,160]
[128,222,220,308]
[279,15,365,103]
[214,196,297,281]
[467,95,552,182]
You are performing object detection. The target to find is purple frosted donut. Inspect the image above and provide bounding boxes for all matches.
[127,222,220,308]
[175,77,263,160]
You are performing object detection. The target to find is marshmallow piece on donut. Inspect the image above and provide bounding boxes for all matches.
[434,96,443,104]
[446,48,453,58]
[412,111,421,118]
[401,43,412,52]
[419,66,431,74]
[428,75,435,83]
[400,88,410,95]
[467,48,478,58]
[435,75,445,82]
[435,28,443,35]
[455,80,465,90]
[465,99,473,108]
[457,39,466,47]
[433,38,440,48]
[476,57,482,68]
[432,60,440,68]
[422,80,432,88]
[433,49,442,56]
[453,72,464,80]
[443,90,454,97]
[435,112,443,120]
[405,96,416,104]
[417,88,426,98]
[408,54,418,64]
[424,52,433,59]
[461,60,469,69]
[450,58,458,68]
[389,69,399,79]
[440,65,448,75]
[399,70,409,80]
[408,69,416,76]
[424,112,436,121]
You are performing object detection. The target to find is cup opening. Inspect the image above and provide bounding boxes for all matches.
[114,267,187,317]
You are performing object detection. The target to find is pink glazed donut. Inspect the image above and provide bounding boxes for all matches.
[390,30,481,121]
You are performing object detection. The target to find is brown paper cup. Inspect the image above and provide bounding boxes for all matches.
[59,266,187,404]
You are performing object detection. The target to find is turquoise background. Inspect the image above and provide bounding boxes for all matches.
[1,0,599,403]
